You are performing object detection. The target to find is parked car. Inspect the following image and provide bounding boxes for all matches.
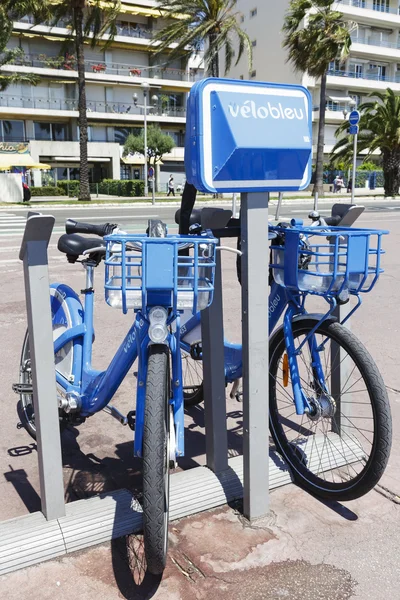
[23,182,31,202]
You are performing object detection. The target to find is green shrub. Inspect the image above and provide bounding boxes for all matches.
[99,179,145,197]
[57,180,80,196]
[31,186,64,197]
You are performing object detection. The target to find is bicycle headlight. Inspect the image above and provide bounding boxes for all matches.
[148,307,168,343]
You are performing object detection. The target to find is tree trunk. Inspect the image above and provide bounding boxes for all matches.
[382,149,400,197]
[74,8,91,201]
[313,71,327,198]
[208,32,219,77]
[179,32,220,232]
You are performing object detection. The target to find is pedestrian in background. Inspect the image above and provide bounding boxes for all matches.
[167,175,175,196]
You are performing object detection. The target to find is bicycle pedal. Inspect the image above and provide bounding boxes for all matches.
[127,411,136,431]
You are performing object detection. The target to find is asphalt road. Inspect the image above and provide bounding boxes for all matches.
[1,197,400,240]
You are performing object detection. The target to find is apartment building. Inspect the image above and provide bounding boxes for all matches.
[0,0,204,188]
[229,0,400,158]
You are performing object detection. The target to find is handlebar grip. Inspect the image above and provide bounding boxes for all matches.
[65,219,117,237]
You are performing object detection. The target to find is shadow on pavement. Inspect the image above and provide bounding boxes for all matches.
[111,535,162,600]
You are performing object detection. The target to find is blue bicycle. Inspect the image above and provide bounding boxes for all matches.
[14,217,218,575]
[178,208,392,501]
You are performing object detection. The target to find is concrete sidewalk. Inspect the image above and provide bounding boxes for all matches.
[0,210,399,599]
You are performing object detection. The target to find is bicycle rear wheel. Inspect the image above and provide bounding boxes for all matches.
[182,349,204,406]
[142,345,171,575]
[269,319,392,501]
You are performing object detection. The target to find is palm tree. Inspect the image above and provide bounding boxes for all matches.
[49,1,120,201]
[331,89,400,197]
[283,0,352,197]
[152,0,252,77]
[152,0,253,230]
[1,1,49,89]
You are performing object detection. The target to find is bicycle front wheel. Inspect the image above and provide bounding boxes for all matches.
[142,345,171,575]
[269,319,392,501]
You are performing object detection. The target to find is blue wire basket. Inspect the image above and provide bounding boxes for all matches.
[104,234,217,314]
[270,225,388,296]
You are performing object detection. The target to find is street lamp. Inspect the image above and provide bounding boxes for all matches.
[133,82,158,201]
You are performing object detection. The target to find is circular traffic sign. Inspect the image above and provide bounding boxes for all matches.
[148,166,155,178]
[349,110,360,126]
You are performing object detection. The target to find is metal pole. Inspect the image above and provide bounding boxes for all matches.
[351,132,357,205]
[151,176,155,205]
[232,193,238,218]
[241,192,270,521]
[201,243,228,474]
[143,91,149,198]
[331,302,352,435]
[19,215,65,521]
[314,191,319,212]
[275,192,283,221]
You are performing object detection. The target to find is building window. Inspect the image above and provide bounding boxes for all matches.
[240,14,245,22]
[55,166,80,182]
[120,164,132,180]
[250,8,257,17]
[349,94,361,107]
[252,40,257,47]
[34,122,68,141]
[250,70,257,78]
[373,0,389,12]
[0,120,25,142]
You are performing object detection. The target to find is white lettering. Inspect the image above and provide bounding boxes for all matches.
[228,103,240,117]
[226,100,306,121]
[268,295,281,318]
[268,102,281,119]
[257,106,268,119]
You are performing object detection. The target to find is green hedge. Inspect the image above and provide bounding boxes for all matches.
[98,179,145,197]
[57,180,80,197]
[31,186,64,197]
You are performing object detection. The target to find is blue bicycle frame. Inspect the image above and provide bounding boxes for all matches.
[180,280,341,416]
[50,277,185,459]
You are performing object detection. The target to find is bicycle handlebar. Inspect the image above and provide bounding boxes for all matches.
[65,219,117,237]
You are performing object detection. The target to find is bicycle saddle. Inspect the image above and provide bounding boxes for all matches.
[175,208,202,226]
[58,234,105,263]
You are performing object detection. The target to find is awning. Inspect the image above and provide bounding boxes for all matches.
[90,1,186,19]
[122,155,163,166]
[52,157,111,163]
[0,153,51,169]
[329,96,356,103]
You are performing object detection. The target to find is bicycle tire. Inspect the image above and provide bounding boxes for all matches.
[142,345,171,575]
[269,319,392,501]
[17,332,67,440]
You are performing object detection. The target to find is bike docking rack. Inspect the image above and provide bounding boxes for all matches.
[0,79,374,576]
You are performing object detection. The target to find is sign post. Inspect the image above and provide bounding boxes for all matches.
[148,166,155,205]
[349,110,360,205]
[185,78,312,520]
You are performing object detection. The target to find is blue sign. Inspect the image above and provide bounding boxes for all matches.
[349,125,359,135]
[185,78,312,193]
[349,110,360,126]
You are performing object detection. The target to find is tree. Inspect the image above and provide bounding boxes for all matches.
[50,0,120,201]
[124,126,175,188]
[152,0,253,229]
[0,1,49,90]
[283,0,352,197]
[331,89,400,197]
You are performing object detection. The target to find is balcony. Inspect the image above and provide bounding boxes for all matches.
[336,0,400,26]
[326,68,400,91]
[2,52,202,85]
[350,35,400,60]
[0,93,186,120]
